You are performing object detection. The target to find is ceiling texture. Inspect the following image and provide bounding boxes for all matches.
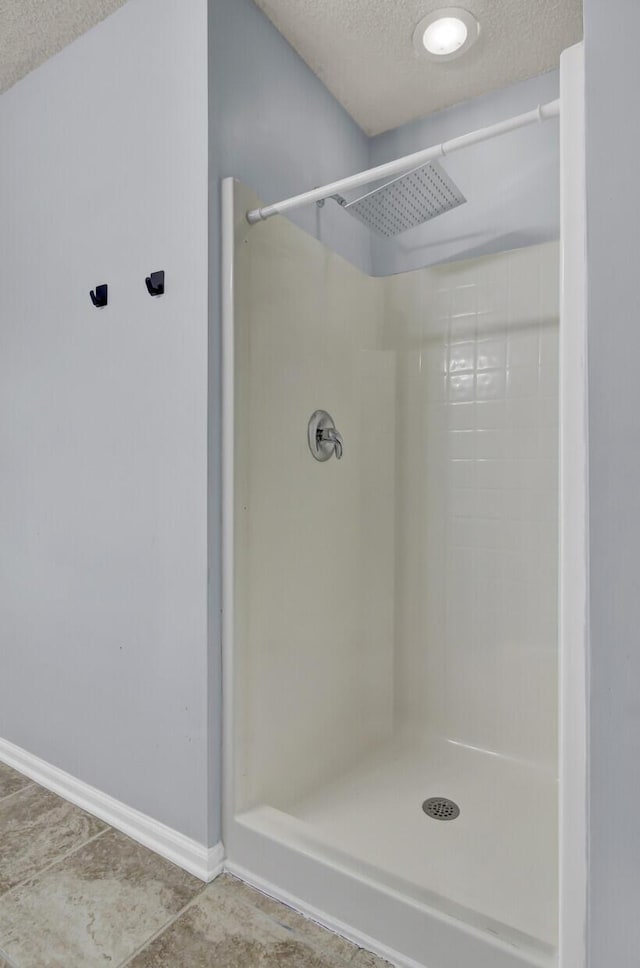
[0,1,582,136]
[253,0,583,135]
[0,0,127,95]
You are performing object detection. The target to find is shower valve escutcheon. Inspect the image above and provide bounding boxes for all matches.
[308,410,343,461]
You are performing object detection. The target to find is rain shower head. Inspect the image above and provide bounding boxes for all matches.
[337,159,466,237]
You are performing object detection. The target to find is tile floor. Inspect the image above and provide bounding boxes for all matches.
[0,762,390,968]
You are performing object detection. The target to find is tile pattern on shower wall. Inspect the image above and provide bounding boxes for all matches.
[393,242,559,766]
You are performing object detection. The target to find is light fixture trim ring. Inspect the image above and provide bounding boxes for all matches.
[413,7,480,62]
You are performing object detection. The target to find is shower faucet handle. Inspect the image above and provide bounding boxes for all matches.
[319,426,343,460]
[307,411,344,462]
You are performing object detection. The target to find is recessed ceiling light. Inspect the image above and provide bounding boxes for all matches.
[413,8,480,61]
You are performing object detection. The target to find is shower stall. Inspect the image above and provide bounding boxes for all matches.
[221,44,587,968]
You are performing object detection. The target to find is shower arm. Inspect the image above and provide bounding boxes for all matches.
[246,99,560,226]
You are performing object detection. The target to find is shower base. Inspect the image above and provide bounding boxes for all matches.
[291,735,557,948]
[230,735,556,967]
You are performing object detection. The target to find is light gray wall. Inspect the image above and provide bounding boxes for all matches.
[584,2,640,965]
[369,70,560,275]
[208,0,372,274]
[0,0,211,843]
[206,0,372,838]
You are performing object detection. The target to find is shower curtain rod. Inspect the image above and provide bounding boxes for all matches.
[246,98,560,226]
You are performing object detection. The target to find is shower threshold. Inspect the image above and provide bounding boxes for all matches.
[229,736,556,968]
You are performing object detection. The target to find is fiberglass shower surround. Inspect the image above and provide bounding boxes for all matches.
[224,91,565,968]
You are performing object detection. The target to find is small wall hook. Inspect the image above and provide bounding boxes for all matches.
[90,284,108,308]
[145,270,165,297]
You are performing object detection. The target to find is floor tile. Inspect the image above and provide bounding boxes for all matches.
[127,874,352,968]
[351,951,393,967]
[0,785,106,894]
[217,875,358,962]
[0,764,31,802]
[0,828,204,968]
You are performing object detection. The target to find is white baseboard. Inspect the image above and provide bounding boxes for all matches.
[0,737,224,883]
[224,860,424,968]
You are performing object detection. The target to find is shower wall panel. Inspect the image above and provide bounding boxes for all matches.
[388,242,559,766]
[234,185,395,813]
[235,175,559,817]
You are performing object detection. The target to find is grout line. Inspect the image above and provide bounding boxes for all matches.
[0,826,110,903]
[209,877,357,967]
[0,944,18,968]
[117,879,212,967]
[119,874,359,968]
[0,778,212,968]
[0,783,34,807]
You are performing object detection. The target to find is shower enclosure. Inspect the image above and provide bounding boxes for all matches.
[222,44,587,968]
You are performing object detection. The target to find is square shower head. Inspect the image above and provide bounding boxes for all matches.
[342,159,466,237]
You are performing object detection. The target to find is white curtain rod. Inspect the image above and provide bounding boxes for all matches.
[246,98,560,226]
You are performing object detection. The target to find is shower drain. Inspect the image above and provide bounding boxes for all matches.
[422,797,460,821]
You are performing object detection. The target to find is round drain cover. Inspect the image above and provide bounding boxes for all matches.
[422,797,460,821]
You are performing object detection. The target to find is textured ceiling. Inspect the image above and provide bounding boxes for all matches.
[252,0,583,135]
[0,0,128,95]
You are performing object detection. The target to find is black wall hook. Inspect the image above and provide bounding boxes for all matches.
[90,284,108,308]
[145,270,165,297]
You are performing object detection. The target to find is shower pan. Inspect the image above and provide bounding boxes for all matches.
[221,43,587,968]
